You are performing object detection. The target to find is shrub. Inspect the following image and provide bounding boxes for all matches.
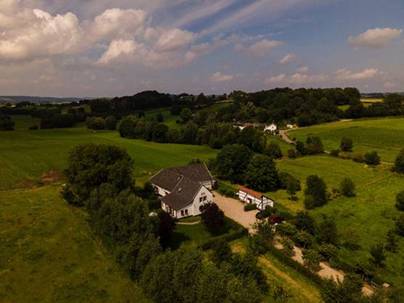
[86,117,106,130]
[317,216,338,245]
[339,178,356,197]
[305,136,324,155]
[318,244,338,261]
[105,116,118,130]
[396,214,404,237]
[0,114,15,130]
[293,231,314,249]
[364,151,380,165]
[303,249,321,271]
[244,204,257,212]
[276,222,298,237]
[396,191,404,211]
[369,243,386,267]
[394,149,404,174]
[118,115,137,138]
[304,175,327,209]
[29,125,39,130]
[265,142,283,159]
[352,152,364,163]
[280,238,295,257]
[340,137,353,152]
[330,149,340,157]
[287,149,297,159]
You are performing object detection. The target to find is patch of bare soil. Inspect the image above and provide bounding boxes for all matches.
[41,170,64,185]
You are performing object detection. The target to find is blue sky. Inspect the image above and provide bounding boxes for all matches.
[0,0,403,97]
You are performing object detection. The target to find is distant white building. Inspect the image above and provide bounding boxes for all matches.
[237,186,274,211]
[150,163,215,218]
[264,123,278,134]
[286,124,297,129]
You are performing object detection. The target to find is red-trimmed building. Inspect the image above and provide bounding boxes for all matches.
[237,185,274,210]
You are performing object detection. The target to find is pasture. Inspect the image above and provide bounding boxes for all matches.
[272,155,404,286]
[0,185,149,303]
[0,120,217,190]
[289,117,404,162]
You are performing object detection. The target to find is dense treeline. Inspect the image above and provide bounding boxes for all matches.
[83,91,226,115]
[62,144,268,303]
[118,114,267,152]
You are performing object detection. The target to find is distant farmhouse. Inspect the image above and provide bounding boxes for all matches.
[237,186,274,210]
[264,123,278,134]
[151,163,215,218]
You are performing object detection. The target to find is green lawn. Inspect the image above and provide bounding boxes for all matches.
[0,185,149,303]
[145,108,180,129]
[271,155,404,286]
[289,117,404,162]
[0,125,217,190]
[170,218,241,249]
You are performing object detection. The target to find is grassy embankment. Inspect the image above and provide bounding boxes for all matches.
[0,185,150,303]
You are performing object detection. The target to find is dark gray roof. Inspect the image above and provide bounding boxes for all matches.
[150,163,214,211]
[150,163,213,192]
[161,177,202,210]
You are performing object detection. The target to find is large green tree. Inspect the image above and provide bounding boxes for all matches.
[304,175,327,209]
[215,144,253,183]
[245,154,279,192]
[64,144,134,204]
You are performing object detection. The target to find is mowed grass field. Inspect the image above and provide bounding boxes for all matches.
[271,155,404,286]
[0,185,150,303]
[0,116,217,190]
[289,117,404,163]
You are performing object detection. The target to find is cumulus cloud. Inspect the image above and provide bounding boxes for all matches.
[348,28,402,48]
[0,8,83,60]
[89,8,146,41]
[335,68,379,81]
[0,2,213,69]
[239,39,283,56]
[97,40,138,64]
[280,53,296,64]
[210,72,234,82]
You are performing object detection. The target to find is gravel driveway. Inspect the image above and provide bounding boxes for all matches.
[213,191,258,233]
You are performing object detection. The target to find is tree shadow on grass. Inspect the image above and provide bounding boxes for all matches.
[167,232,191,250]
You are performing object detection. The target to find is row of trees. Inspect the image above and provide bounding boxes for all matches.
[62,144,267,303]
[118,115,267,152]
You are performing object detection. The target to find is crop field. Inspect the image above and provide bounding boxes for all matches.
[0,119,217,190]
[272,155,404,286]
[0,185,149,303]
[289,117,404,162]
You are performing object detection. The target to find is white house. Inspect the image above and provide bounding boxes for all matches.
[150,163,215,218]
[237,186,274,211]
[264,123,278,134]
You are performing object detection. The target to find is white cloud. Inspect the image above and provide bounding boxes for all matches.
[89,8,146,41]
[241,39,283,56]
[297,66,309,73]
[97,40,138,64]
[154,28,194,52]
[0,8,83,60]
[335,68,379,81]
[280,53,296,64]
[210,72,234,82]
[348,28,402,48]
